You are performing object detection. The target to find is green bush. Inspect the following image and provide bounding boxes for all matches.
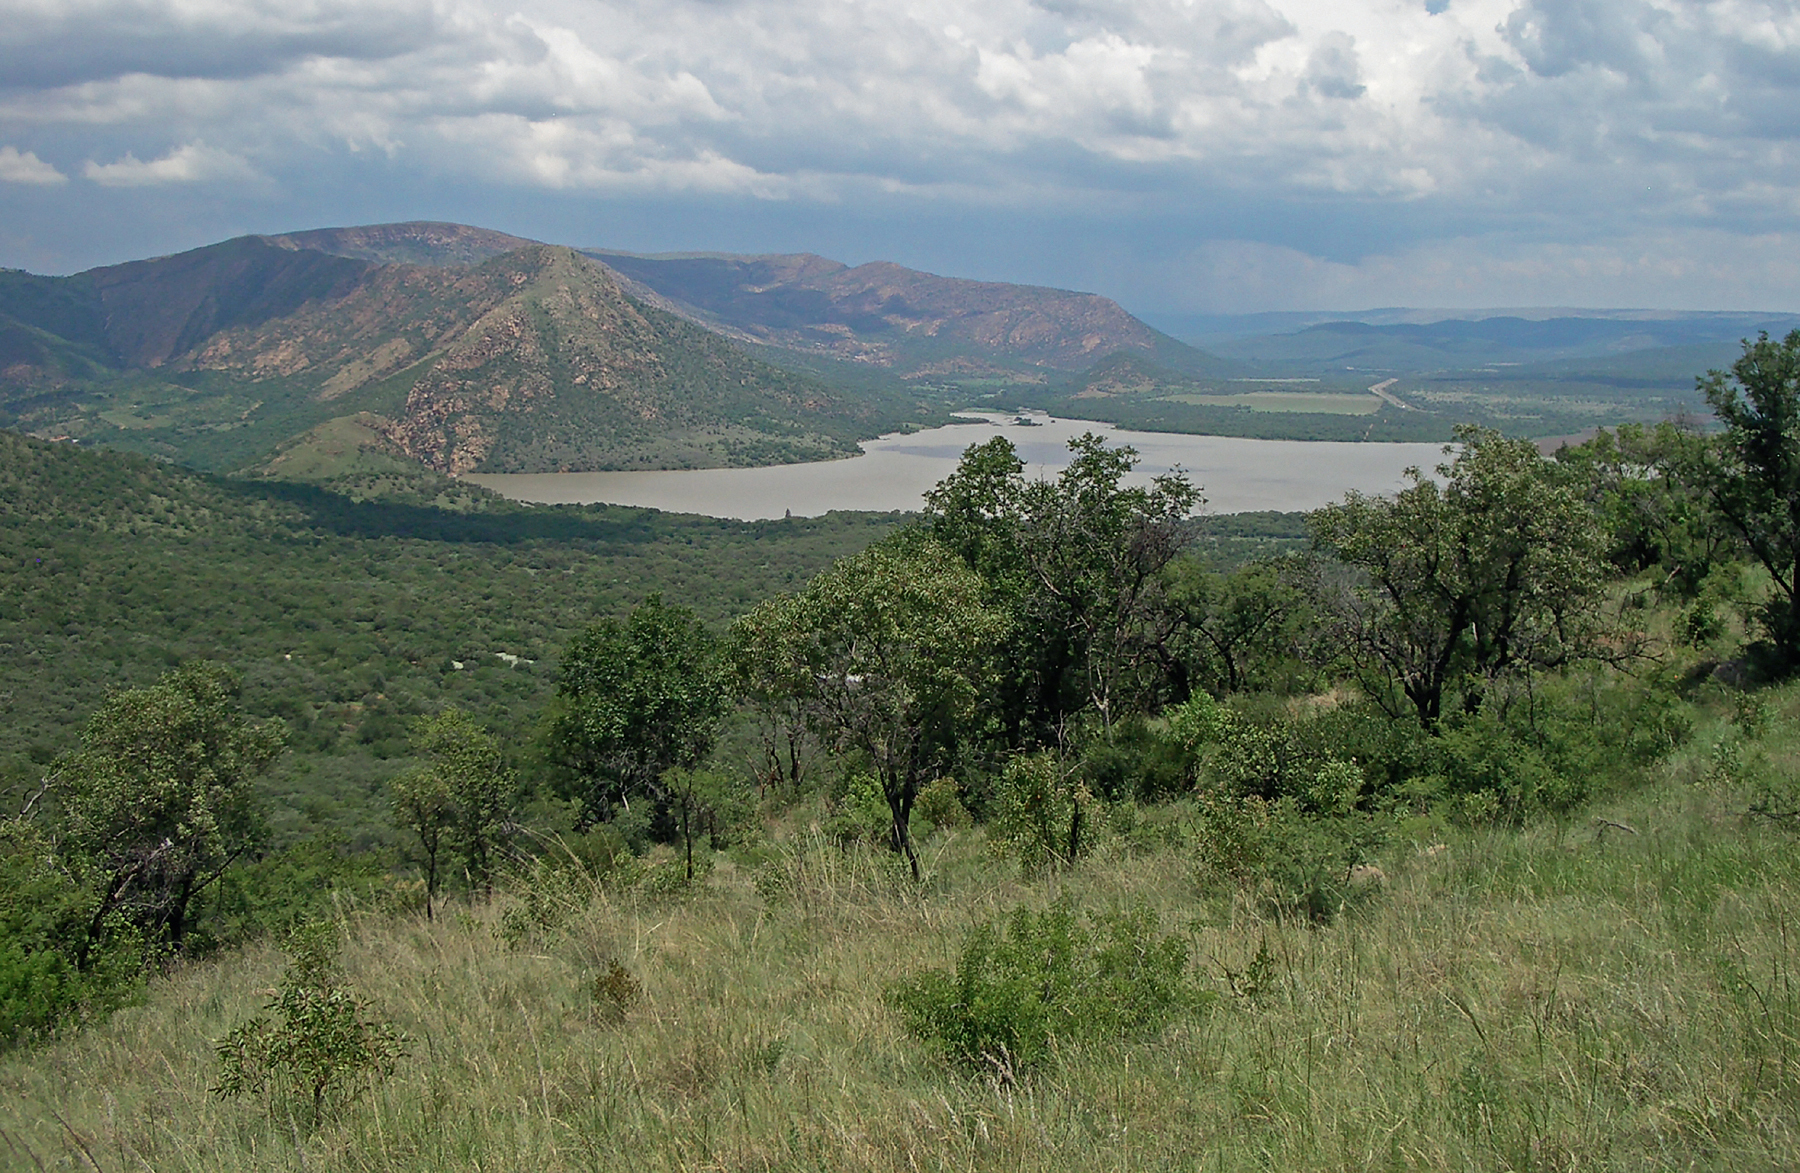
[825,771,892,849]
[0,821,145,1047]
[1190,784,1389,923]
[887,900,1211,1075]
[989,752,1088,873]
[213,922,405,1125]
[1075,719,1190,803]
[913,777,972,832]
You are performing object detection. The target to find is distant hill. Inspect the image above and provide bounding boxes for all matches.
[266,222,542,268]
[3,221,1248,478]
[1199,313,1800,373]
[586,249,1232,380]
[0,235,929,476]
[1147,309,1800,370]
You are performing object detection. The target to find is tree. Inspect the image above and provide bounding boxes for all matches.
[392,708,513,913]
[1019,434,1202,735]
[213,921,404,1125]
[1698,330,1800,667]
[733,534,1006,878]
[924,433,1201,744]
[1556,421,1726,594]
[412,710,514,897]
[727,599,820,798]
[389,770,452,920]
[1164,555,1318,698]
[661,767,750,882]
[54,662,284,965]
[544,595,728,824]
[1311,427,1608,729]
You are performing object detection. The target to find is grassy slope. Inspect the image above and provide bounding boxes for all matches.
[5,694,1800,1171]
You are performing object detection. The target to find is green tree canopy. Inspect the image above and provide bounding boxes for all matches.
[543,595,728,823]
[393,708,515,910]
[923,433,1200,743]
[1698,330,1800,667]
[732,533,1006,878]
[1311,427,1608,729]
[1165,554,1319,698]
[53,662,285,962]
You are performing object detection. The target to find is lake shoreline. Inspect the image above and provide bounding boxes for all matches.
[466,412,1449,520]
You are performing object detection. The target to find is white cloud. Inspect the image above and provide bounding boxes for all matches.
[0,145,66,184]
[3,0,1800,303]
[83,141,261,186]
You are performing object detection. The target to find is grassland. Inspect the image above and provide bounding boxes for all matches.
[5,686,1800,1172]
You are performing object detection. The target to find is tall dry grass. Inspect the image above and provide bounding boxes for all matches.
[8,707,1800,1171]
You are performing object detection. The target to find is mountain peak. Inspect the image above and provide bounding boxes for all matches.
[264,222,542,268]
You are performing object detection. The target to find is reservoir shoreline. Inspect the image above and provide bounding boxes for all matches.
[466,413,1449,520]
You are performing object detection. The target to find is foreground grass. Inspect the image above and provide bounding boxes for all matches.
[8,748,1800,1170]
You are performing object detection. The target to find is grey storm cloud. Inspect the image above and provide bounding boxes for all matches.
[0,0,444,89]
[2,0,1800,309]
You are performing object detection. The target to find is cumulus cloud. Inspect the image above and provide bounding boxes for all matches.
[1,0,1799,305]
[83,141,261,186]
[0,145,65,184]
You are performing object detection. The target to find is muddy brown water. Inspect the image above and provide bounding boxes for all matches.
[465,413,1450,519]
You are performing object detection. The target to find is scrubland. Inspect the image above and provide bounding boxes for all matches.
[7,693,1800,1173]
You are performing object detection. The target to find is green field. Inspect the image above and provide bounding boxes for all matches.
[1161,390,1382,415]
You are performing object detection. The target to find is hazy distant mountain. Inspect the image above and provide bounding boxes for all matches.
[586,249,1230,380]
[1150,309,1800,372]
[0,234,917,475]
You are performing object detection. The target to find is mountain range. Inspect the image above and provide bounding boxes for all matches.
[0,221,1215,481]
[1,219,1784,487]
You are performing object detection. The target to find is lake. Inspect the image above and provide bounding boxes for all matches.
[465,413,1451,519]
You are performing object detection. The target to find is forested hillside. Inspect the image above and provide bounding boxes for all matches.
[0,430,900,842]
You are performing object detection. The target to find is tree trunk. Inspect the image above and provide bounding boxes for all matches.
[887,776,920,881]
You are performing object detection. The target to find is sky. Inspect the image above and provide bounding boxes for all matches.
[2,0,1799,314]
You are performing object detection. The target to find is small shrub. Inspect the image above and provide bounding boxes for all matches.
[0,821,147,1047]
[616,846,710,897]
[498,854,599,947]
[914,777,972,832]
[887,900,1211,1075]
[990,752,1088,873]
[213,922,405,1125]
[1733,692,1772,740]
[1683,596,1727,648]
[1078,720,1190,802]
[590,959,641,1026]
[1191,779,1389,923]
[1221,937,1280,1005]
[825,771,891,849]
